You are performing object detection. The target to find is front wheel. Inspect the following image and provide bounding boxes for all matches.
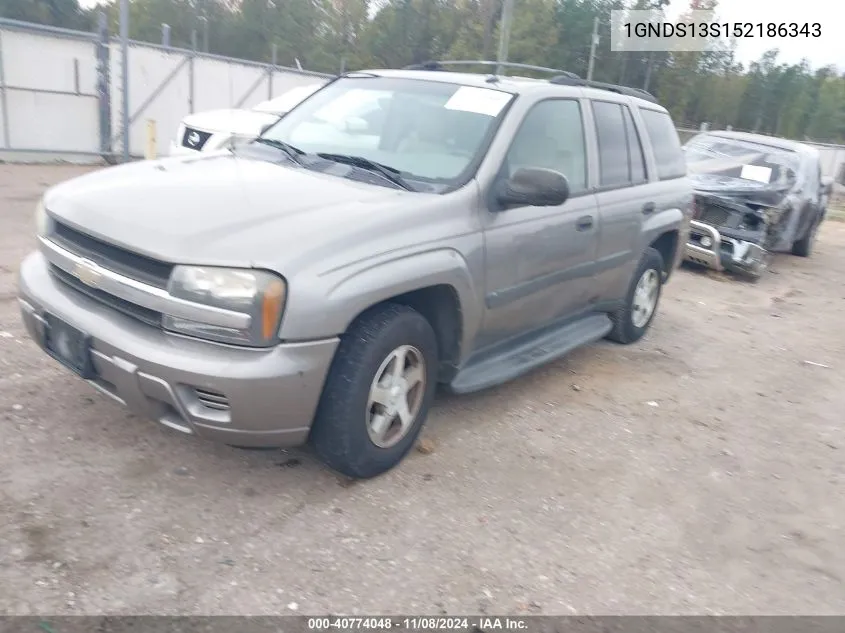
[606,247,664,344]
[309,303,438,479]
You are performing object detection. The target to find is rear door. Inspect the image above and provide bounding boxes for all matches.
[588,99,657,303]
[636,107,692,269]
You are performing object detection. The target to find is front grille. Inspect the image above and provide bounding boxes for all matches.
[697,206,730,226]
[194,388,230,411]
[50,264,163,328]
[181,126,212,150]
[51,221,173,289]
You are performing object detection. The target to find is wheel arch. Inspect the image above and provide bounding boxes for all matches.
[649,229,679,281]
[279,249,482,381]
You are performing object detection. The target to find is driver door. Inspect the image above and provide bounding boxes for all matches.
[478,98,600,348]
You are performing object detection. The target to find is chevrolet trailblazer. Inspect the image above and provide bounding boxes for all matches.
[18,61,692,478]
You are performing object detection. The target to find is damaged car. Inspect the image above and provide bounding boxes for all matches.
[683,131,832,278]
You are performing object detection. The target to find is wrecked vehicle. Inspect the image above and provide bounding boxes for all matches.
[683,131,832,277]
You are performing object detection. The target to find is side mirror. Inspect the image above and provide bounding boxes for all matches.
[821,175,834,196]
[496,167,570,209]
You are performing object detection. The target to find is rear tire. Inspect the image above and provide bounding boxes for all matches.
[607,247,664,344]
[791,215,819,257]
[309,303,438,479]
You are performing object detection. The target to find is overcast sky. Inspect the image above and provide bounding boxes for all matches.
[78,0,842,70]
[665,0,841,69]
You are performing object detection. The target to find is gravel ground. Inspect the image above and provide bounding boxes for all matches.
[1,164,843,616]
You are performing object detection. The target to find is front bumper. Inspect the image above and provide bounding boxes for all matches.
[684,220,768,277]
[18,251,338,448]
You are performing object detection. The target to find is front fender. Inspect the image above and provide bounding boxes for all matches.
[278,246,484,359]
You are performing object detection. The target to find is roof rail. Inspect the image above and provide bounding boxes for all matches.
[549,74,658,103]
[404,60,581,80]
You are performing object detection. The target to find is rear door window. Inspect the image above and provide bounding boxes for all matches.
[591,101,630,188]
[592,101,631,188]
[640,109,686,180]
[623,106,647,184]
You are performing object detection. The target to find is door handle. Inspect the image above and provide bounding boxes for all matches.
[642,202,656,215]
[576,215,594,231]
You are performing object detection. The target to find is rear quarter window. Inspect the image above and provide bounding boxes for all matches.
[639,109,686,180]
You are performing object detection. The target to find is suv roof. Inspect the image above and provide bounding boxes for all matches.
[350,60,666,111]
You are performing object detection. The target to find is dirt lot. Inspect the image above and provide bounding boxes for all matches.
[1,164,843,616]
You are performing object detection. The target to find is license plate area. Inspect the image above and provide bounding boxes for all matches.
[44,314,94,379]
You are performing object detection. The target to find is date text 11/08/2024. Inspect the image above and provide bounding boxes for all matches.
[624,22,821,39]
[307,617,528,631]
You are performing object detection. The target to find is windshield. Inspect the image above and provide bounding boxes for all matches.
[258,76,514,190]
[684,134,801,187]
[252,84,324,115]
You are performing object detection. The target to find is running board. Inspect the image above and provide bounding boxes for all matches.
[449,313,613,394]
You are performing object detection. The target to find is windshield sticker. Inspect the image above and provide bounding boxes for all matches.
[740,164,772,183]
[444,87,511,117]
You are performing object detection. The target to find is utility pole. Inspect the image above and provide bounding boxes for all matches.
[586,16,599,81]
[200,16,209,53]
[643,51,654,91]
[643,0,669,91]
[496,0,515,74]
[119,0,129,162]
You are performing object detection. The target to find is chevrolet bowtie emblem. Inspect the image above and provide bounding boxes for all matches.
[74,258,103,288]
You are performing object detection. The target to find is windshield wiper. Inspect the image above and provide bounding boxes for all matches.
[253,137,304,165]
[316,153,414,191]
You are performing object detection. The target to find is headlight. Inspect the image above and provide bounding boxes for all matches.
[35,199,48,236]
[163,266,287,347]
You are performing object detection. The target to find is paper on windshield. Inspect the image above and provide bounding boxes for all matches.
[739,164,772,183]
[444,86,511,117]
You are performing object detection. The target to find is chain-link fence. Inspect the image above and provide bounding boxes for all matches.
[0,16,331,162]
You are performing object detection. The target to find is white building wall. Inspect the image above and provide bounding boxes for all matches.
[0,27,100,153]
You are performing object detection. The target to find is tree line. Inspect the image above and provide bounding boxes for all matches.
[3,0,845,144]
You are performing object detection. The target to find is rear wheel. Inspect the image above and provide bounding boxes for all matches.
[607,247,664,344]
[309,303,438,479]
[791,215,820,257]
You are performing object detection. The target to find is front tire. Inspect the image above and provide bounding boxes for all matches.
[310,303,438,479]
[607,247,664,344]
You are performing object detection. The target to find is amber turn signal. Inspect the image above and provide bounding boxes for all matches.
[261,279,286,341]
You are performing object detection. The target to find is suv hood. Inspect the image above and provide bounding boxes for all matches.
[182,109,280,137]
[44,152,410,271]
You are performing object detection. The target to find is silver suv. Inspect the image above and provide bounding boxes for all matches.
[18,62,693,478]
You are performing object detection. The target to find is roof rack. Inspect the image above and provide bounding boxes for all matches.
[549,74,658,103]
[404,60,581,81]
[403,60,657,103]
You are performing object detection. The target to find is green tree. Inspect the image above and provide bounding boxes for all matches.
[0,0,92,29]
